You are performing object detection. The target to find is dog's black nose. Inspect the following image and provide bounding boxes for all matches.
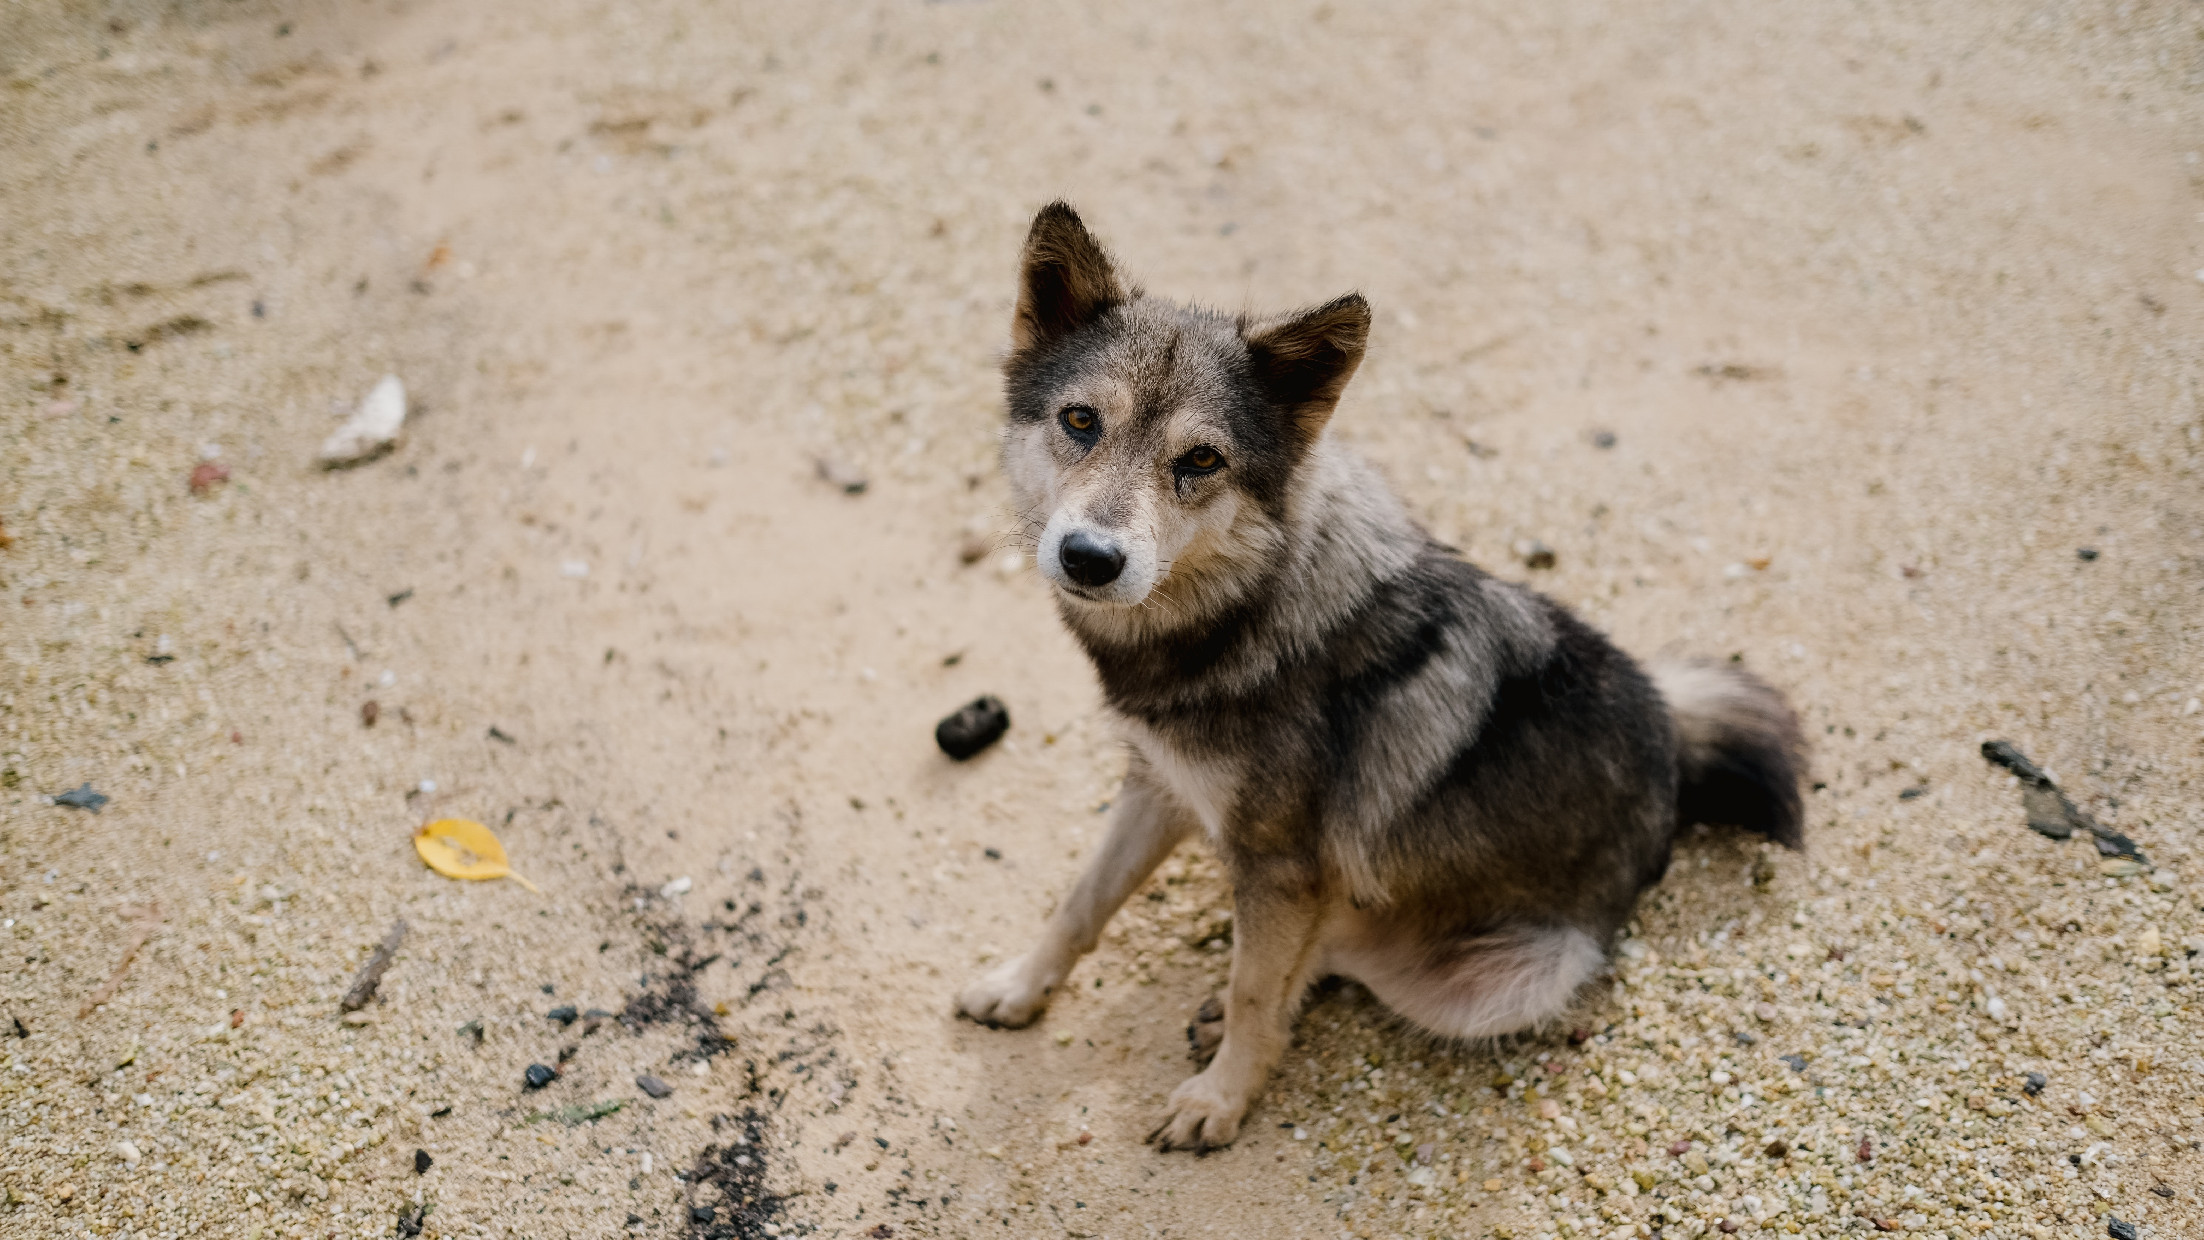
[1059,530,1125,588]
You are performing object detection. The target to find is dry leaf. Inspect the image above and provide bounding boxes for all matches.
[413,818,539,892]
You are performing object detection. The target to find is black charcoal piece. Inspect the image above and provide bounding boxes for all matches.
[935,695,1010,760]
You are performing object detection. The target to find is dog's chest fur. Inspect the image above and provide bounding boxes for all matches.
[1124,719,1241,841]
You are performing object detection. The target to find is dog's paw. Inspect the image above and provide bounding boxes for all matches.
[955,955,1058,1028]
[1184,994,1224,1063]
[1146,1069,1249,1152]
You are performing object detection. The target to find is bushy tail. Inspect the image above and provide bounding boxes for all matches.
[1651,659,1807,848]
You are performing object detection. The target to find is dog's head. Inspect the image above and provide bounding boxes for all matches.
[1000,203,1369,629]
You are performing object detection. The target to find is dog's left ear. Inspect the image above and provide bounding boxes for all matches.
[1244,293,1370,441]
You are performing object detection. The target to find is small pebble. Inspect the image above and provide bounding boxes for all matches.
[661,876,692,898]
[2024,1071,2047,1095]
[361,700,380,727]
[983,847,1002,860]
[523,1063,557,1090]
[2076,547,2099,561]
[53,783,110,812]
[414,1149,433,1175]
[2107,1219,2137,1240]
[114,1139,141,1166]
[547,1005,578,1026]
[814,456,868,494]
[188,460,230,495]
[1668,1140,1692,1157]
[636,1074,673,1099]
[1590,429,1617,449]
[691,1205,716,1224]
[935,695,1010,760]
[1513,538,1557,570]
[1764,1139,1788,1158]
[1779,1053,1808,1072]
[319,374,407,467]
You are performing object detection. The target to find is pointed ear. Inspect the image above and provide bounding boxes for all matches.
[1012,202,1126,355]
[1244,293,1370,439]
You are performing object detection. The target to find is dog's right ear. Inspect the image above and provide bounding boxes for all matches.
[1012,202,1125,356]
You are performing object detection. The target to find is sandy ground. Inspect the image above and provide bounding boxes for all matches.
[3,2,2203,1239]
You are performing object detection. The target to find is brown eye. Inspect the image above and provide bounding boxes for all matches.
[1178,446,1224,474]
[1061,405,1097,435]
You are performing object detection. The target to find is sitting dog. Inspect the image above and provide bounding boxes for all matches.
[957,203,1805,1152]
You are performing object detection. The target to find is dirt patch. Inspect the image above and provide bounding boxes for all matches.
[684,1108,790,1239]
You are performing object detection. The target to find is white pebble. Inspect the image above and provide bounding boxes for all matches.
[318,374,407,466]
[114,1140,141,1166]
[660,876,692,898]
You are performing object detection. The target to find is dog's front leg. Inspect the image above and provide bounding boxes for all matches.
[956,766,1194,1028]
[1148,869,1323,1151]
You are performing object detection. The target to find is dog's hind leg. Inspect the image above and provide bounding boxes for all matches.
[1331,919,1604,1040]
[957,762,1195,1028]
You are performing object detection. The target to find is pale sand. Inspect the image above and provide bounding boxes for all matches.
[1,3,2200,1238]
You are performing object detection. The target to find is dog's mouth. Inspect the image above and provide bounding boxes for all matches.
[1053,580,1152,608]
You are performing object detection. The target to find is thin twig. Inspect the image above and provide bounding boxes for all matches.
[340,918,410,1012]
[78,903,163,1018]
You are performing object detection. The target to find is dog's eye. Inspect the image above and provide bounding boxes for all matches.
[1177,446,1224,474]
[1059,405,1099,440]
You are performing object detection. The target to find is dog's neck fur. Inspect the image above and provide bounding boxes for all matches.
[1056,437,1425,719]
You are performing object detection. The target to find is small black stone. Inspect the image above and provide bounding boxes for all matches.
[690,1206,716,1224]
[53,783,110,813]
[540,983,556,994]
[1780,1054,1808,1073]
[2024,1071,2047,1096]
[636,1073,673,1099]
[523,1063,557,1090]
[1591,429,1617,449]
[935,695,1010,761]
[874,1136,890,1149]
[1898,786,1926,800]
[983,847,1002,861]
[547,1005,579,1026]
[2077,548,2099,561]
[2106,1219,2136,1240]
[2151,1185,2175,1199]
[413,1148,433,1175]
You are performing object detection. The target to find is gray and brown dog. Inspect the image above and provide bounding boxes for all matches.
[958,203,1806,1152]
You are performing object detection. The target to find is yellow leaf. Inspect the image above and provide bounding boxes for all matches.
[412,819,539,892]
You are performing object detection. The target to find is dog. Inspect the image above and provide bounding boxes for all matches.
[956,203,1806,1152]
